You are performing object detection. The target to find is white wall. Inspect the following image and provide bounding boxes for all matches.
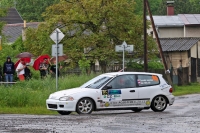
[184,27,200,37]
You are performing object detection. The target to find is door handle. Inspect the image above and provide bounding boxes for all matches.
[130,90,135,92]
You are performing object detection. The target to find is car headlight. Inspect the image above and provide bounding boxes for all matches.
[59,96,74,101]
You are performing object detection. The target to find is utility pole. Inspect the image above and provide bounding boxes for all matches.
[146,0,174,90]
[143,0,148,72]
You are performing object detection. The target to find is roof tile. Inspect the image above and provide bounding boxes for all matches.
[160,38,200,51]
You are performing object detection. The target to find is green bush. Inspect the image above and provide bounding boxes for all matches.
[127,58,164,70]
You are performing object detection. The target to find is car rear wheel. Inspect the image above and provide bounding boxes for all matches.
[132,109,142,112]
[151,95,167,112]
[76,98,94,114]
[57,111,71,115]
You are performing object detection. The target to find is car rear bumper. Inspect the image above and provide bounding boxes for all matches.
[167,94,175,105]
[46,99,77,112]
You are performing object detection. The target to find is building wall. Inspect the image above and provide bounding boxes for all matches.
[158,27,184,38]
[148,27,184,38]
[184,26,200,37]
[166,51,188,68]
[191,44,197,58]
[165,51,191,82]
[148,26,200,38]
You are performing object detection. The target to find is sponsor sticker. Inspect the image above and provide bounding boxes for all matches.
[100,100,150,107]
[102,90,108,95]
[105,102,110,107]
[137,80,141,84]
[146,100,150,105]
[108,90,121,95]
[109,100,148,106]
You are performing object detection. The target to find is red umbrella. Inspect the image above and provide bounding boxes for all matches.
[16,52,34,58]
[50,54,67,63]
[33,54,50,70]
[14,57,31,69]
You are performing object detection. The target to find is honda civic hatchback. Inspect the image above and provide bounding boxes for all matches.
[46,72,175,115]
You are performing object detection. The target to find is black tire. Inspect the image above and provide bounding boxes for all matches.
[57,111,71,115]
[132,109,143,112]
[151,95,167,112]
[76,98,94,114]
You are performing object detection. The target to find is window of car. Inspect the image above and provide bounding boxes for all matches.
[137,74,160,87]
[106,75,136,89]
[80,75,113,89]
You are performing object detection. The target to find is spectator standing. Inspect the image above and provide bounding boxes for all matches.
[16,59,26,81]
[50,60,62,78]
[39,58,49,79]
[3,56,15,84]
[24,65,31,80]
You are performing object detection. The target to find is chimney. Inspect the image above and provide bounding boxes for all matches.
[166,1,174,15]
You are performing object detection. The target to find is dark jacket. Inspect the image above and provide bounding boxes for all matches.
[50,64,60,77]
[3,57,15,75]
[24,66,31,80]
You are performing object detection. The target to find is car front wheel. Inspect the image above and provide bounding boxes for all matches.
[151,95,167,112]
[57,111,71,115]
[76,98,94,114]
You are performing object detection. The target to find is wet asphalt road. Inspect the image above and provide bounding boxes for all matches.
[1,94,200,133]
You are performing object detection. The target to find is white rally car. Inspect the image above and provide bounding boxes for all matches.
[46,72,175,115]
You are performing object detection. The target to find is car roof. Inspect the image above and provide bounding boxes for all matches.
[102,72,162,77]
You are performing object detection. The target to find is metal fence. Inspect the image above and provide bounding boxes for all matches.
[63,65,191,85]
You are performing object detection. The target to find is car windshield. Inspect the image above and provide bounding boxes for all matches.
[80,75,113,89]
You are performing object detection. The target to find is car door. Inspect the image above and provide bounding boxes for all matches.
[99,74,140,108]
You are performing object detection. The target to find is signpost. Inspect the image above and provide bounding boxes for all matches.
[50,28,65,91]
[115,41,134,72]
[52,44,63,56]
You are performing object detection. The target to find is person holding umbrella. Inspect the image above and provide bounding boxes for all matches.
[3,56,15,85]
[16,59,26,81]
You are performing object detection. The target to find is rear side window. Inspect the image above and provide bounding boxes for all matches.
[137,74,160,87]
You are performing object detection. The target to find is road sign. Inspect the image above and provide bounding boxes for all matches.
[50,28,65,43]
[115,45,134,52]
[115,41,134,72]
[52,44,63,56]
[50,28,65,92]
[122,41,127,47]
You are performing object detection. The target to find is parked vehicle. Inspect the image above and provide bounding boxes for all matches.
[46,72,175,115]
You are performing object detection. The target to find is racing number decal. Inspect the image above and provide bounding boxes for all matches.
[152,75,158,81]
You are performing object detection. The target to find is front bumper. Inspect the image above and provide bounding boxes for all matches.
[46,99,77,112]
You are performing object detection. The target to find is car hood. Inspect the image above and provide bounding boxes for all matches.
[49,87,91,99]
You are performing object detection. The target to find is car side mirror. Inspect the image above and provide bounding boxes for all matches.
[102,85,112,90]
